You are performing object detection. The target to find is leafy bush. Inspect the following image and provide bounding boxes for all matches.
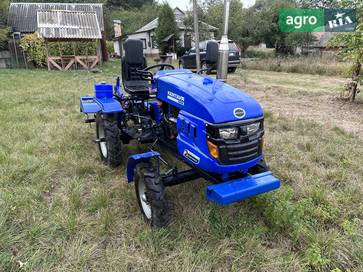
[20,33,46,66]
[48,41,98,56]
[0,27,9,50]
[242,48,276,59]
[106,41,114,57]
[20,34,98,67]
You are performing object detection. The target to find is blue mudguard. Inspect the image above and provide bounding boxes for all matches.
[207,171,280,205]
[126,151,160,183]
[80,96,124,114]
[80,82,124,114]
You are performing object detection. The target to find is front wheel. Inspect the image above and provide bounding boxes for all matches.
[96,113,122,167]
[134,163,171,228]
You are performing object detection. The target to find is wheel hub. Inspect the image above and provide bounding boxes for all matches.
[138,179,152,219]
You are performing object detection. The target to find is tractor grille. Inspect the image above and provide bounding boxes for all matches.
[206,118,264,165]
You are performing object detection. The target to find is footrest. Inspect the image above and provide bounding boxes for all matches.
[206,171,280,205]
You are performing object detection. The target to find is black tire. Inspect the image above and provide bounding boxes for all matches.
[134,162,171,228]
[228,67,237,73]
[248,159,269,175]
[96,113,122,167]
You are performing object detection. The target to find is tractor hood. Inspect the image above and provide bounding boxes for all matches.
[155,70,263,124]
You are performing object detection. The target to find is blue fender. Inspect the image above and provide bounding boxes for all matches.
[80,96,124,114]
[80,82,124,114]
[126,151,160,183]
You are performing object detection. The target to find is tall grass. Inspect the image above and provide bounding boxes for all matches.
[243,56,351,77]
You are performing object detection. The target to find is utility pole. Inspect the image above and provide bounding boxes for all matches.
[193,0,201,71]
[217,0,230,81]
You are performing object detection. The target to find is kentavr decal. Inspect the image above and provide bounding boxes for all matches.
[233,108,246,119]
[167,91,185,106]
[183,149,200,164]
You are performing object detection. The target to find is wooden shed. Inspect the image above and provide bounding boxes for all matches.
[7,2,107,70]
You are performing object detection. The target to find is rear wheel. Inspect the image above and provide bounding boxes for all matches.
[96,113,122,167]
[134,162,171,228]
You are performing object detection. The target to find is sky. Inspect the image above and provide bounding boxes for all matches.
[157,0,256,11]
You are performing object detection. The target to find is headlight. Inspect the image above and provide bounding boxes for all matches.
[246,123,260,135]
[219,127,238,139]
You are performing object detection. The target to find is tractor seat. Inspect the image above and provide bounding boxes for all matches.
[122,39,150,98]
[123,80,150,93]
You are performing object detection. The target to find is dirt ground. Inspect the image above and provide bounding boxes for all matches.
[230,71,363,139]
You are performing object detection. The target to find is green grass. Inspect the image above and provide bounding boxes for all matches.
[243,56,351,77]
[0,61,362,271]
[230,69,347,96]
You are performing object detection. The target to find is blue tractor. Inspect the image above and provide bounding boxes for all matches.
[80,39,280,227]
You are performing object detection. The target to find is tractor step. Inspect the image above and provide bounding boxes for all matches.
[206,171,280,205]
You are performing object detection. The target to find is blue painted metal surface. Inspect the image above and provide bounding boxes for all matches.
[207,171,280,205]
[126,151,160,183]
[95,83,113,98]
[80,96,124,114]
[155,70,263,124]
[80,96,101,113]
[176,110,262,174]
[149,101,162,124]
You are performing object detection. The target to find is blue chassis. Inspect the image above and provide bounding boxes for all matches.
[80,71,280,205]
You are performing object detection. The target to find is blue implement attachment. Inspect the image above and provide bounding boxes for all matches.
[126,151,160,183]
[207,171,280,205]
[80,82,124,114]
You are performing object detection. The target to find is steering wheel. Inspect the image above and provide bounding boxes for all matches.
[137,63,175,81]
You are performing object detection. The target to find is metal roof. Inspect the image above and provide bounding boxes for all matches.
[133,7,217,34]
[37,10,102,40]
[8,3,104,33]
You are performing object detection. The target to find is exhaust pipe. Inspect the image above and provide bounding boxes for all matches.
[217,0,231,82]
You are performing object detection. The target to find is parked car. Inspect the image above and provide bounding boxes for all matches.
[179,40,241,73]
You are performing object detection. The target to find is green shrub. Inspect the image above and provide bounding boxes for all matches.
[0,27,9,50]
[243,48,276,58]
[20,33,46,66]
[48,41,97,56]
[106,40,114,56]
[20,34,98,67]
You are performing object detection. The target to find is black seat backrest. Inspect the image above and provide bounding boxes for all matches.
[205,41,219,65]
[121,39,147,82]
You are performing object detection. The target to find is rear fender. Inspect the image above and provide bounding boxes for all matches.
[80,96,124,114]
[80,82,124,114]
[126,151,160,183]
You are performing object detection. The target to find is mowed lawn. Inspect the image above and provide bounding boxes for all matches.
[0,61,362,271]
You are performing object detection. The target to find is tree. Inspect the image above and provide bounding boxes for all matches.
[155,3,178,54]
[107,0,154,9]
[328,0,362,101]
[111,3,159,35]
[296,0,338,8]
[249,0,316,54]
